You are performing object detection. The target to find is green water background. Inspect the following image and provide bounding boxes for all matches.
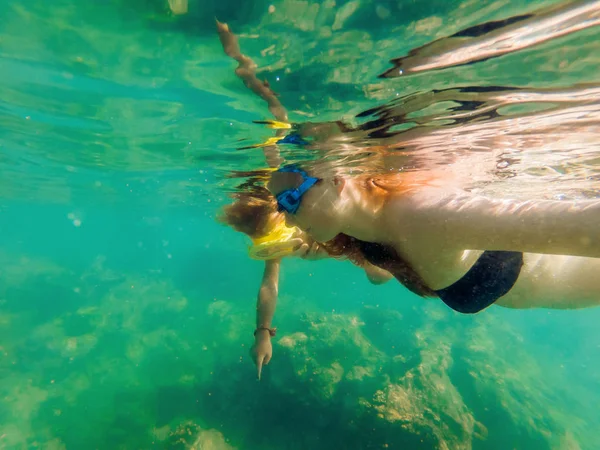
[1,0,599,448]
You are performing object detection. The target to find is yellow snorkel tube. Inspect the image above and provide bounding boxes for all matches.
[248,222,303,260]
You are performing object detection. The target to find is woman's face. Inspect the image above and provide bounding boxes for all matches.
[267,172,346,243]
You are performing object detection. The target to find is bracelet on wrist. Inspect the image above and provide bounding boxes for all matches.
[254,327,276,337]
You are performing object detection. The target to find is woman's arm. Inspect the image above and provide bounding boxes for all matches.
[405,190,600,259]
[497,253,600,310]
[252,259,280,380]
[256,259,280,330]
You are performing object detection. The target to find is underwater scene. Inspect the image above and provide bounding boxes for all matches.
[1,0,600,448]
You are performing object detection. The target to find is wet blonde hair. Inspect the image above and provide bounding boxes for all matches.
[218,185,284,240]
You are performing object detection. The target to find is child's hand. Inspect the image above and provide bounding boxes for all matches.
[251,329,273,380]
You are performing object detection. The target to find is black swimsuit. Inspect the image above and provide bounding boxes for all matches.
[434,250,523,314]
[358,241,523,314]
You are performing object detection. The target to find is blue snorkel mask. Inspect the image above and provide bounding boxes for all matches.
[275,165,320,214]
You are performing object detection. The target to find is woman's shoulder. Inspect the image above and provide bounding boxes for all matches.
[370,169,464,198]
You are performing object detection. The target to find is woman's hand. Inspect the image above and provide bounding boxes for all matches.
[363,263,394,285]
[290,238,327,260]
[251,329,273,380]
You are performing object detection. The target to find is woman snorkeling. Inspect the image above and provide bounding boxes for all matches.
[219,183,392,379]
[267,164,600,313]
[217,14,600,319]
[215,7,600,388]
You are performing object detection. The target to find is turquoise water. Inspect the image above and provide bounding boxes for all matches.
[1,0,600,448]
